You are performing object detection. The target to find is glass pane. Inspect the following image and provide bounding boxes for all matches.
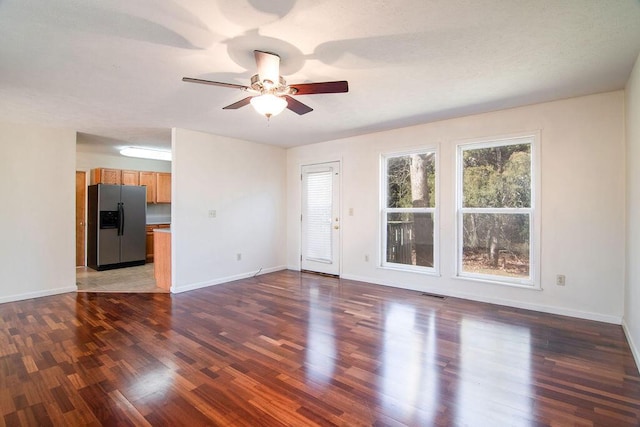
[462,213,530,278]
[463,144,531,208]
[386,212,434,267]
[304,171,332,262]
[387,153,435,208]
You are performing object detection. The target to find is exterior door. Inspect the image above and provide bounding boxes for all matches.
[301,162,340,276]
[75,171,86,266]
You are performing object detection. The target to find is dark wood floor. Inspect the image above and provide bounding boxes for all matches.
[1,270,639,426]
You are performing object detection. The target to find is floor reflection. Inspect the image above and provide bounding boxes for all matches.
[305,287,336,384]
[379,303,439,424]
[455,318,533,426]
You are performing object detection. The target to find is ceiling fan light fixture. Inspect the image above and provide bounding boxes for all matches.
[250,94,287,118]
[120,147,171,161]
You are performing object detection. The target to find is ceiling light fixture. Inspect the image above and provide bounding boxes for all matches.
[120,147,171,161]
[250,94,287,119]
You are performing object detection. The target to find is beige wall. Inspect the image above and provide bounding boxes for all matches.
[624,53,640,363]
[171,128,287,292]
[287,91,626,323]
[0,122,77,302]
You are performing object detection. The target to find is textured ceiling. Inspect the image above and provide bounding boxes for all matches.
[1,0,639,152]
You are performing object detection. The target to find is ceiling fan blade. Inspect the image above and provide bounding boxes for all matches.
[284,95,313,115]
[254,50,280,85]
[222,97,253,110]
[290,81,349,95]
[182,77,249,90]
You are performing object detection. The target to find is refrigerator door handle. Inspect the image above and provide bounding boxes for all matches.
[118,202,125,236]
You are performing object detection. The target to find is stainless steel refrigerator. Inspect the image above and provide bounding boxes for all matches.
[87,184,147,270]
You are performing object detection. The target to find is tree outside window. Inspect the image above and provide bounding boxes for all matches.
[382,150,437,272]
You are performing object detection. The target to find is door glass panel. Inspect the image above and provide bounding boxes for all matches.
[304,171,333,263]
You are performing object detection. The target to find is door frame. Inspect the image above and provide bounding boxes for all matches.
[299,160,342,276]
[75,170,88,267]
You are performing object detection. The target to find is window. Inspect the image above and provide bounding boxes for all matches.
[381,149,437,273]
[456,135,538,287]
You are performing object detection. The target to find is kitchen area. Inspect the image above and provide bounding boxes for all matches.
[75,140,173,292]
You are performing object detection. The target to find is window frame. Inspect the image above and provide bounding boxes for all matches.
[380,147,439,275]
[455,134,540,289]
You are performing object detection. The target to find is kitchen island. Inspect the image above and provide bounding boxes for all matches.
[153,228,171,291]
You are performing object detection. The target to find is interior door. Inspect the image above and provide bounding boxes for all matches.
[301,162,340,276]
[75,171,86,266]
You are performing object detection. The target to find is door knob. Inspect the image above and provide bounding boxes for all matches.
[334,225,340,229]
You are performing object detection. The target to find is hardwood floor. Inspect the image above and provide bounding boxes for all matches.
[1,270,639,426]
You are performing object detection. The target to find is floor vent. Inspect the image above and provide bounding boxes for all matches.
[421,292,446,300]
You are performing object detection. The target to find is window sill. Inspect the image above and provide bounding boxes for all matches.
[379,264,440,277]
[453,274,541,290]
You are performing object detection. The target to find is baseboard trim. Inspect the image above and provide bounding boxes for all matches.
[0,286,77,304]
[622,319,640,371]
[171,265,287,294]
[340,273,622,325]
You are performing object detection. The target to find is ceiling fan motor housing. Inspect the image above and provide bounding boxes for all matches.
[250,74,296,95]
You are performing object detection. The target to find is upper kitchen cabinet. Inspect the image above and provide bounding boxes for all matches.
[91,168,171,203]
[91,168,121,185]
[121,170,140,186]
[139,171,157,203]
[156,173,171,203]
[139,171,171,204]
[92,168,142,186]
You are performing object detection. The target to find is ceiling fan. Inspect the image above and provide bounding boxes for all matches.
[182,50,349,119]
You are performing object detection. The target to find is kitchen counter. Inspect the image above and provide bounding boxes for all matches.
[153,229,171,291]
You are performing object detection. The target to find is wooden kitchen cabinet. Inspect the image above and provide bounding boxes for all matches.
[154,229,172,290]
[121,170,140,186]
[156,173,171,203]
[139,171,157,203]
[90,168,121,185]
[90,168,171,203]
[146,223,170,262]
[140,171,170,204]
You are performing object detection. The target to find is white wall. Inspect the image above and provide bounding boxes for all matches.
[287,91,626,323]
[76,145,171,172]
[0,122,77,302]
[171,128,287,292]
[624,53,640,364]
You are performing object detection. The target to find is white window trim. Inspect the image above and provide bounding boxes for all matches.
[380,147,439,275]
[455,133,541,289]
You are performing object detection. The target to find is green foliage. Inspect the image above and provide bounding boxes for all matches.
[386,153,435,208]
[463,144,530,208]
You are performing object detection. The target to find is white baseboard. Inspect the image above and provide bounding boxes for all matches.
[0,286,77,304]
[171,265,287,294]
[340,273,622,325]
[622,319,640,371]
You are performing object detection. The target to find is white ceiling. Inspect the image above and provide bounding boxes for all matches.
[1,0,639,151]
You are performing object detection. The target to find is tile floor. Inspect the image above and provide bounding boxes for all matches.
[76,263,167,293]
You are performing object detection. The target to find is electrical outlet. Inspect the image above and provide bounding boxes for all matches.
[349,208,354,216]
[236,253,242,261]
[556,274,566,286]
[208,210,216,218]
[365,254,369,262]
